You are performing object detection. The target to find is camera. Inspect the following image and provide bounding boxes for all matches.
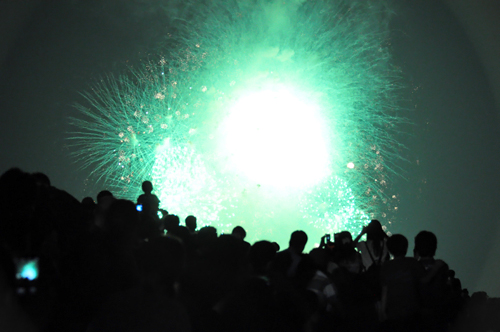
[15,257,39,281]
[14,257,39,295]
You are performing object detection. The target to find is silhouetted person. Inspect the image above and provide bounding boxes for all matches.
[231,226,247,241]
[249,241,277,275]
[5,164,496,332]
[273,230,308,278]
[414,230,451,331]
[97,190,113,205]
[352,220,389,304]
[448,269,463,322]
[94,190,115,228]
[380,234,424,331]
[354,219,389,271]
[330,231,363,275]
[198,225,218,239]
[289,230,308,254]
[137,180,160,220]
[230,225,251,258]
[82,196,95,206]
[164,214,180,233]
[194,226,218,257]
[185,215,197,233]
[448,270,462,295]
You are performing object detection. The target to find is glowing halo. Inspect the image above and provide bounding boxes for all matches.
[220,88,330,188]
[71,0,406,248]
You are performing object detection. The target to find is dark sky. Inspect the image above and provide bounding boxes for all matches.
[1,0,499,296]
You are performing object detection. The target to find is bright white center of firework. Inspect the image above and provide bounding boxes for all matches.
[223,89,329,187]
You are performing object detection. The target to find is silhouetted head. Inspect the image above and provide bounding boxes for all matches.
[96,190,113,205]
[366,219,387,241]
[185,215,197,232]
[231,225,247,240]
[470,291,488,304]
[164,214,180,232]
[309,247,328,269]
[82,196,95,205]
[335,231,353,246]
[249,241,277,274]
[387,234,408,258]
[81,196,96,213]
[198,226,218,238]
[197,226,218,249]
[141,180,153,194]
[414,230,437,258]
[32,172,51,187]
[289,230,308,254]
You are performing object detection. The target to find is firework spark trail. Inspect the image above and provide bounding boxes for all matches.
[71,0,406,246]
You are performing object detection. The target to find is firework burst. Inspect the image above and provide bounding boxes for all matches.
[71,0,406,247]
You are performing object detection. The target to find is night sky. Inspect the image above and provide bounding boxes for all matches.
[1,0,499,296]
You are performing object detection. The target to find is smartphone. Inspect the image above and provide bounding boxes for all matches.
[15,257,39,281]
[14,257,39,295]
[136,204,143,212]
[325,234,331,242]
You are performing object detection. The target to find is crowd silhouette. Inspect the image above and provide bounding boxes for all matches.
[0,167,498,332]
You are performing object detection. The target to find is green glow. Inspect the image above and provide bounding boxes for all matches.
[16,259,39,281]
[222,88,329,187]
[71,0,406,249]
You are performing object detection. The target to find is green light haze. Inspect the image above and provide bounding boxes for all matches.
[72,0,406,248]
